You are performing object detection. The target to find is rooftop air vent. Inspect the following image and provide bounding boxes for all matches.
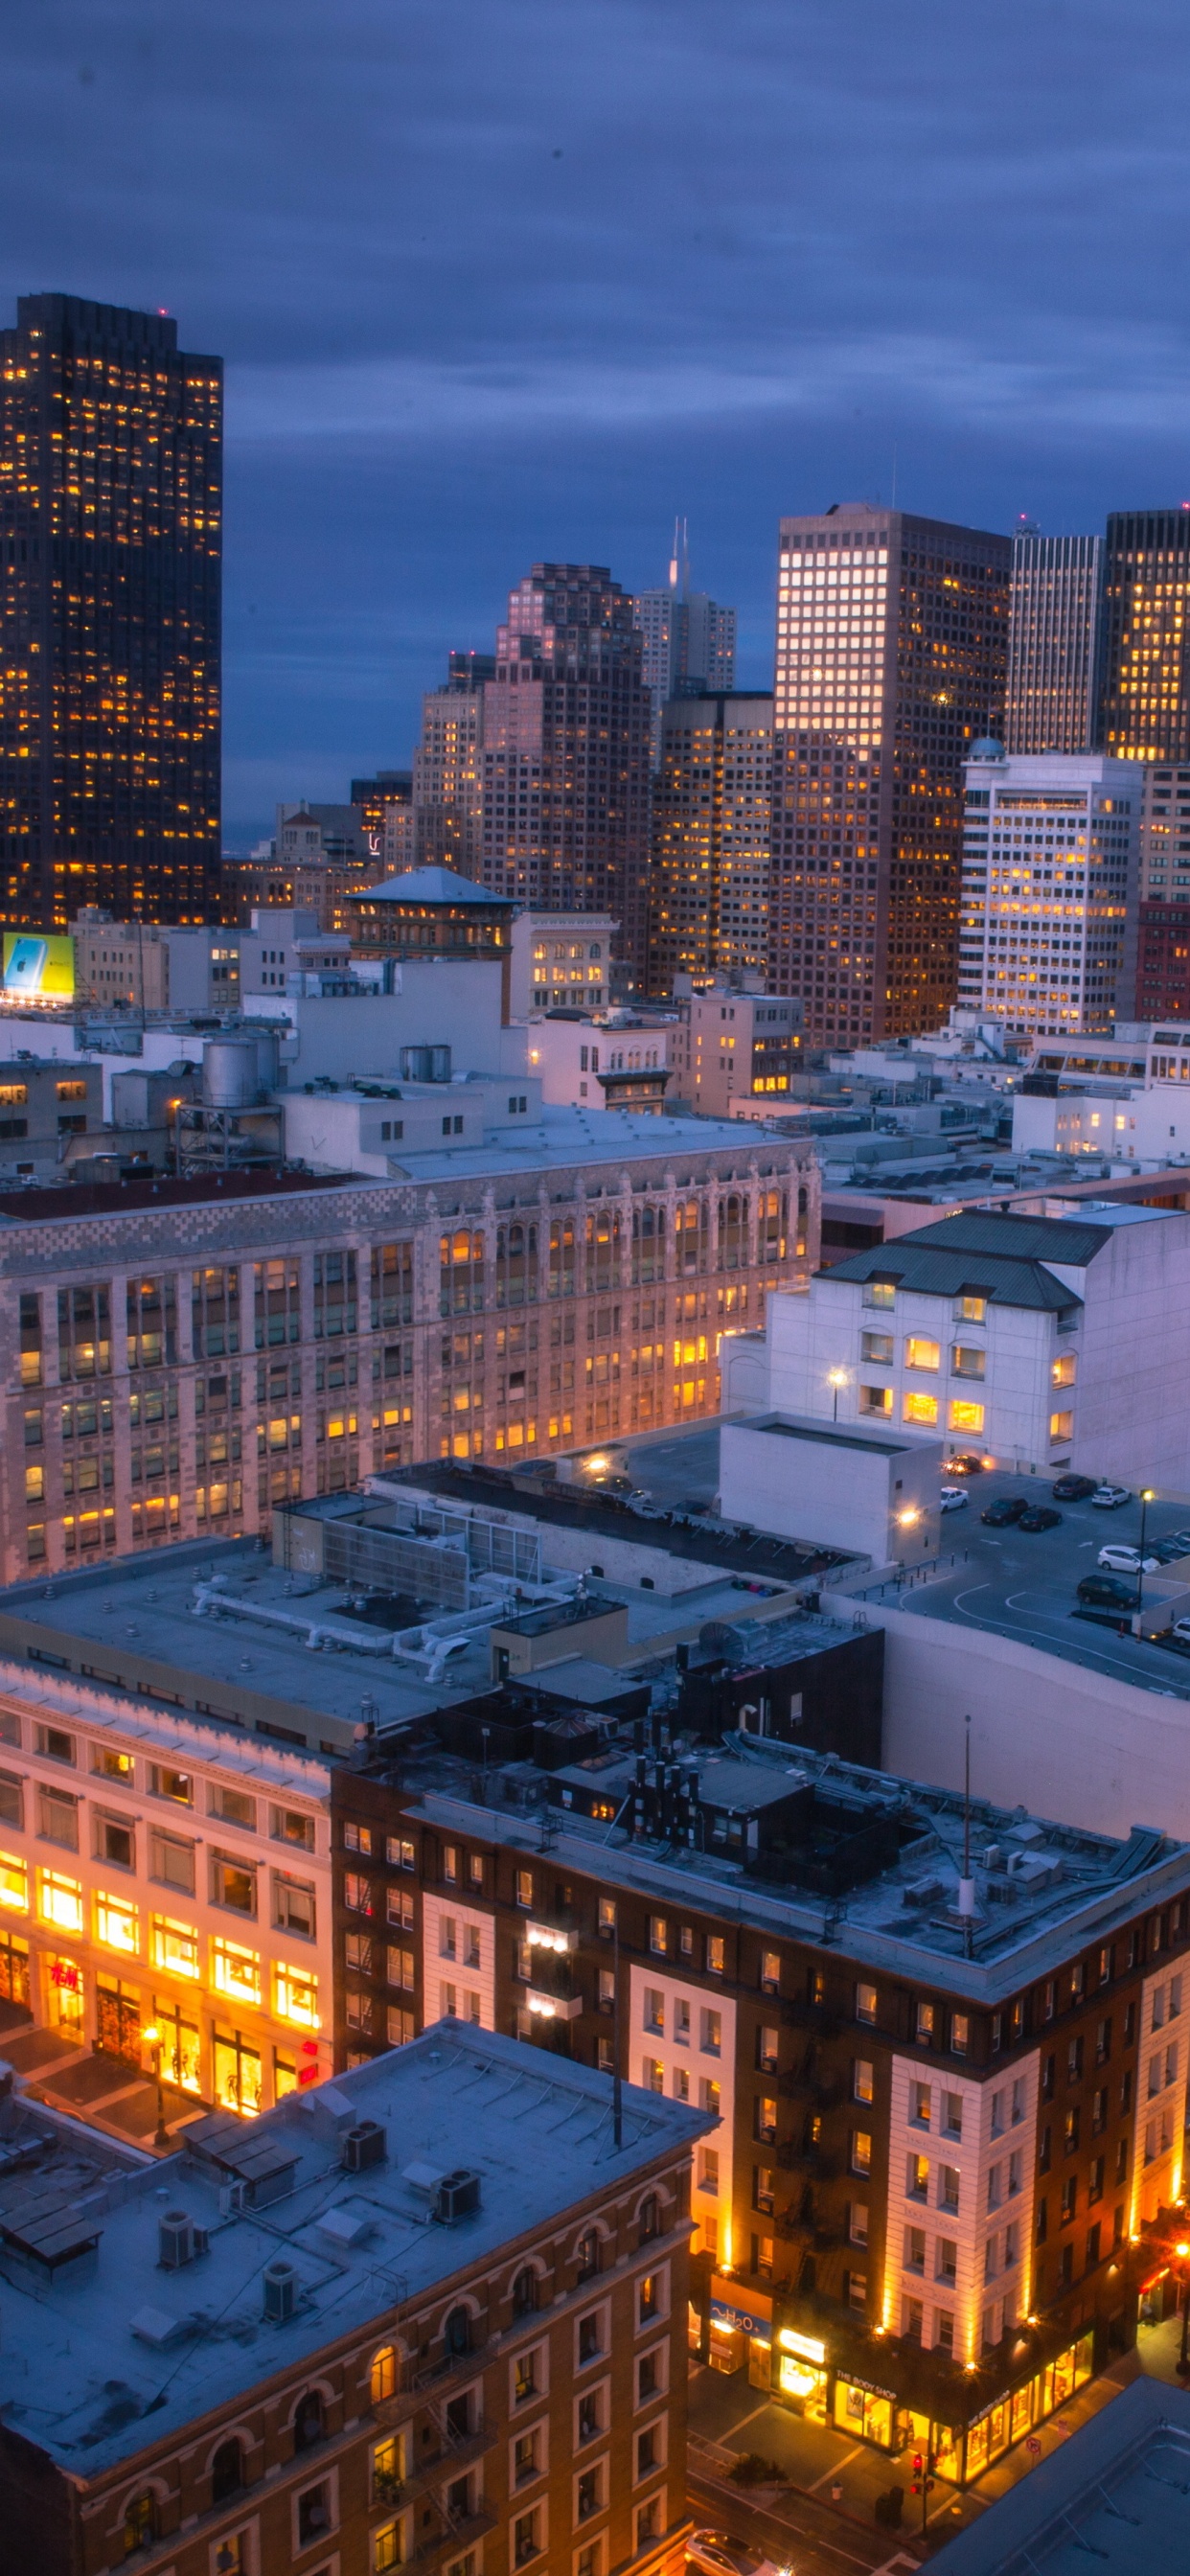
[342,2119,387,2173]
[436,2169,481,2224]
[263,2259,298,2321]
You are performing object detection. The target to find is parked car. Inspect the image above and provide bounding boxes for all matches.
[1077,1574,1141,1610]
[1018,1506,1063,1532]
[1153,1537,1190,1565]
[1091,1484,1132,1509]
[1171,1618,1190,1645]
[1052,1474,1096,1502]
[948,1453,988,1476]
[981,1496,1027,1526]
[940,1486,969,1512]
[1097,1545,1159,1575]
[686,2536,792,2576]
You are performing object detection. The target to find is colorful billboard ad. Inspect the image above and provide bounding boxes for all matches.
[2,933,76,1002]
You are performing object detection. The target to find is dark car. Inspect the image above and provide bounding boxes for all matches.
[1077,1573,1139,1611]
[1052,1475,1096,1503]
[1154,1537,1190,1565]
[949,1453,987,1476]
[1018,1506,1063,1532]
[981,1496,1028,1527]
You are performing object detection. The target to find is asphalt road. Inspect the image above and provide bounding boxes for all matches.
[903,1469,1190,1702]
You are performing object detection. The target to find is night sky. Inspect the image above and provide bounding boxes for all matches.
[5,0,1190,841]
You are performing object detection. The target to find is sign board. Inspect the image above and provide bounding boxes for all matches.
[3,932,76,1001]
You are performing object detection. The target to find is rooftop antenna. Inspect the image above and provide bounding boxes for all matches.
[612,1911,623,2148]
[958,1713,975,1959]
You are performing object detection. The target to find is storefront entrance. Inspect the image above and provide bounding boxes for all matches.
[0,1928,30,2012]
[154,1998,202,2094]
[776,2327,829,2423]
[96,1975,141,2067]
[47,1954,85,2036]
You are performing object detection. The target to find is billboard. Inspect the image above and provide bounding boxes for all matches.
[2,933,76,1002]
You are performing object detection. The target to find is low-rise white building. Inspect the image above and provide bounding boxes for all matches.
[720,1413,942,1568]
[723,1204,1190,1484]
[508,908,615,1019]
[521,1013,673,1112]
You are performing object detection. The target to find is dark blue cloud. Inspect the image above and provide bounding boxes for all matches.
[4,0,1190,837]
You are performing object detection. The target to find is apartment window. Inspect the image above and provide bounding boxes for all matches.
[904,1392,939,1425]
[950,1345,986,1379]
[275,1807,317,1852]
[94,1892,138,1955]
[36,1780,80,1850]
[757,2024,779,2074]
[95,1813,134,1871]
[516,1870,534,1909]
[649,1914,668,1955]
[705,1933,724,1975]
[942,2092,962,2137]
[936,2239,958,2285]
[209,1782,256,1829]
[149,1830,195,1895]
[939,2164,960,2212]
[849,2201,869,2246]
[149,1766,192,1806]
[0,1773,22,1831]
[597,1897,616,1938]
[760,1949,781,1993]
[700,2010,721,2056]
[860,1331,893,1365]
[856,1980,877,2025]
[578,2312,603,2366]
[150,1915,200,1978]
[907,2152,928,2200]
[274,1874,315,1938]
[211,1937,262,2005]
[92,1744,132,1783]
[853,2058,874,2103]
[950,2012,970,2057]
[911,2081,931,2127]
[904,2224,926,2273]
[753,2165,774,2215]
[915,2001,936,2047]
[851,2129,872,2174]
[638,2270,662,2323]
[513,2508,541,2564]
[211,1855,257,1917]
[904,1336,940,1373]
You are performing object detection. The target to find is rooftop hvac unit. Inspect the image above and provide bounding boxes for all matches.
[436,2169,481,2224]
[263,2259,297,2322]
[157,2208,209,2269]
[342,2119,387,2173]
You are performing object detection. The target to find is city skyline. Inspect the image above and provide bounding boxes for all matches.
[4,0,1190,838]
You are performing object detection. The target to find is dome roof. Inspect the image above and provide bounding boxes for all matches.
[968,735,1005,762]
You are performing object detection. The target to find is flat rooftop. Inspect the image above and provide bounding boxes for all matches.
[930,2375,1190,2574]
[385,1465,855,1584]
[0,2022,704,2475]
[0,1540,495,1753]
[744,1414,920,1459]
[387,1726,1190,1999]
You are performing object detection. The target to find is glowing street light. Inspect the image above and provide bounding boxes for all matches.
[827,1368,848,1421]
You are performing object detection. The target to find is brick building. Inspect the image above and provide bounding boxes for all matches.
[0,2020,705,2576]
[332,1720,1190,2489]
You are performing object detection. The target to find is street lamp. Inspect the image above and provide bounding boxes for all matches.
[828,1368,848,1422]
[142,2022,171,2152]
[1137,1487,1156,1619]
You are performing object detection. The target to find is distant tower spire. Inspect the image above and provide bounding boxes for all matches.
[668,517,681,592]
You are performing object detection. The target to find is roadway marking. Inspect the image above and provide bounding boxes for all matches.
[913,1590,1190,1692]
[688,2466,886,2571]
[719,2396,782,2443]
[806,2442,863,2493]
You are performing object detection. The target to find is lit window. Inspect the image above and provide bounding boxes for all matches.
[904,1392,939,1426]
[39,1869,83,1933]
[950,1399,985,1434]
[150,1914,200,1978]
[275,1963,320,2028]
[904,1337,940,1373]
[0,1852,28,1911]
[212,1937,262,2004]
[94,1892,139,1955]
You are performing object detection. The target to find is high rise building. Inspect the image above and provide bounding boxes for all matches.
[646,691,773,995]
[479,564,652,974]
[0,293,222,928]
[1005,532,1103,754]
[1136,760,1190,901]
[634,524,736,759]
[412,649,493,874]
[768,503,1011,1045]
[956,740,1140,1041]
[1100,507,1190,762]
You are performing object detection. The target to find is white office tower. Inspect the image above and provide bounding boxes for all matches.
[957,740,1140,1040]
[1005,532,1103,755]
[634,522,736,756]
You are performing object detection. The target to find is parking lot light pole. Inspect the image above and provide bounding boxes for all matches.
[1137,1487,1156,1619]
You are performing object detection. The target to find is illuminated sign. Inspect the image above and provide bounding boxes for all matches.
[778,2328,827,2364]
[3,932,76,1002]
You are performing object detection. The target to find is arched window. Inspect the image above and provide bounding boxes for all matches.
[293,2389,325,2452]
[639,2193,660,2243]
[211,2438,243,2504]
[370,2344,398,2405]
[444,2304,471,2357]
[576,2229,600,2282]
[512,2266,538,2317]
[123,2494,158,2558]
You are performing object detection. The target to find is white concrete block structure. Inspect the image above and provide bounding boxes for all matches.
[719,1414,942,1570]
[732,1205,1190,1483]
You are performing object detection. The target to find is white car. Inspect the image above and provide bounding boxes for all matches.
[1091,1484,1132,1509]
[686,2539,792,2576]
[940,1486,969,1512]
[1097,1545,1159,1576]
[1171,1618,1190,1645]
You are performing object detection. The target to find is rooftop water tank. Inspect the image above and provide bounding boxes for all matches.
[203,1035,261,1111]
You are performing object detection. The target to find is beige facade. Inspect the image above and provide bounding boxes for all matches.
[0,1142,819,1584]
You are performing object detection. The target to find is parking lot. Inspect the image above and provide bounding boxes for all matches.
[901,1468,1190,1701]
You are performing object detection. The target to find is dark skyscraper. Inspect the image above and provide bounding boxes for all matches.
[768,503,1010,1044]
[479,564,652,974]
[1099,508,1190,765]
[0,293,222,930]
[1005,532,1103,756]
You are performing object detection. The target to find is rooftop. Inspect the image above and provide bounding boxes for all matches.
[0,2023,703,2474]
[383,1461,855,1585]
[355,867,513,908]
[929,2375,1190,2575]
[385,1721,1190,1997]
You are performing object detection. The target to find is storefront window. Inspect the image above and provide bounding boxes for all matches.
[155,1998,202,2092]
[833,2380,893,2446]
[47,1953,84,2034]
[214,2028,262,2117]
